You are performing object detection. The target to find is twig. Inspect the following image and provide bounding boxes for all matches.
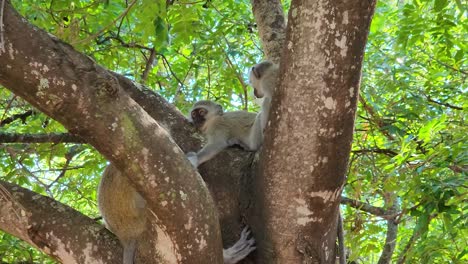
[0,94,17,123]
[141,48,156,84]
[352,148,398,157]
[160,54,185,88]
[341,196,395,219]
[426,95,463,110]
[47,147,81,188]
[225,55,249,110]
[72,0,137,45]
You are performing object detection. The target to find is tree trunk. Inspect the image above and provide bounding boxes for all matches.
[251,0,286,63]
[250,0,377,263]
[0,2,223,263]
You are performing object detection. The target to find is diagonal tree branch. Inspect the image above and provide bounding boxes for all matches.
[0,2,222,262]
[0,180,122,263]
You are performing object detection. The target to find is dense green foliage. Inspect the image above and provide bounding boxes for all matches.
[0,0,466,263]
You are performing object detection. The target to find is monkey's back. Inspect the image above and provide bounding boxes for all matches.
[222,111,257,138]
[98,165,147,242]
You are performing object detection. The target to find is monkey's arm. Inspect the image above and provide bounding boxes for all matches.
[245,116,263,151]
[187,139,230,167]
[260,97,271,131]
[244,97,272,151]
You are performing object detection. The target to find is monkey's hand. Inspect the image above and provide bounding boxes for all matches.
[186,152,199,167]
[223,227,256,264]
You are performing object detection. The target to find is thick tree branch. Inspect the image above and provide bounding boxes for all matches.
[0,180,122,263]
[250,0,286,63]
[0,2,222,262]
[250,1,377,262]
[0,133,85,143]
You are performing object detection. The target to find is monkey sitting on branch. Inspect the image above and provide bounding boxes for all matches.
[98,165,256,264]
[186,60,279,168]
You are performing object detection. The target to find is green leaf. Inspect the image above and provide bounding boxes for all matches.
[434,0,449,12]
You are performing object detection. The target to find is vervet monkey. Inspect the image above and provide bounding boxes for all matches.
[248,60,279,137]
[186,101,258,167]
[186,61,280,167]
[98,164,255,264]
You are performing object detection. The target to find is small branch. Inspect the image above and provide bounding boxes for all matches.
[72,0,137,45]
[359,95,395,141]
[0,133,85,144]
[141,47,157,84]
[341,196,395,219]
[47,147,82,188]
[426,95,463,110]
[352,148,398,157]
[224,55,249,110]
[0,110,36,127]
[416,47,468,75]
[97,34,153,51]
[160,54,185,88]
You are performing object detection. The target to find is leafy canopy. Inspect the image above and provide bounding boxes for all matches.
[0,0,466,263]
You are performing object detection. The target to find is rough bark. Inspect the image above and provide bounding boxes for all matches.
[250,0,286,63]
[0,2,223,263]
[0,180,122,263]
[250,0,377,263]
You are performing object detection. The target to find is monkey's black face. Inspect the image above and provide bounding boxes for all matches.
[191,108,208,128]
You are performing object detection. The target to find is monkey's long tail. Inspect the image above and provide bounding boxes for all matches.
[123,239,137,264]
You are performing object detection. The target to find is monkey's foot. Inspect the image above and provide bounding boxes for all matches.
[186,152,198,167]
[223,227,256,264]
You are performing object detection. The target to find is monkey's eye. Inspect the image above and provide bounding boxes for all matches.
[199,109,207,116]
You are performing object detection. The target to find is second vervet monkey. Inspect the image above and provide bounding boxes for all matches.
[186,61,280,167]
[186,101,258,167]
[248,60,279,140]
[98,165,256,264]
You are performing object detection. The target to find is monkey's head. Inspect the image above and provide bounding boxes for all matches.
[188,100,223,128]
[249,60,277,98]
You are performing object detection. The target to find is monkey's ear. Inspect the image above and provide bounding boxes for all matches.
[216,104,224,115]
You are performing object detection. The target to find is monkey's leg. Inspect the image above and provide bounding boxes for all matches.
[223,227,256,264]
[245,118,263,151]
